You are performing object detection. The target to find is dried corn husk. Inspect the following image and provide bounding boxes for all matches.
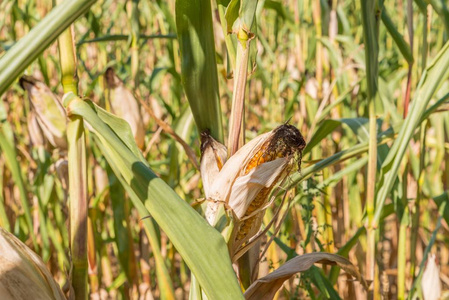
[105,67,145,149]
[200,131,227,199]
[27,112,45,147]
[20,76,67,150]
[201,125,305,255]
[421,254,442,300]
[0,227,65,300]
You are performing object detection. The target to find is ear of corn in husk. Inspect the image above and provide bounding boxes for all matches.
[201,124,305,256]
[105,67,145,149]
[20,76,67,150]
[0,227,65,300]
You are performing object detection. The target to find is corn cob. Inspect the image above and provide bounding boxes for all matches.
[236,124,305,244]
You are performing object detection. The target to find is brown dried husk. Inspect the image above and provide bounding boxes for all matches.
[20,76,67,150]
[0,227,65,300]
[105,68,145,149]
[202,124,305,256]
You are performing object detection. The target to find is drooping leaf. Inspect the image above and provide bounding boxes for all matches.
[244,253,367,300]
[64,93,244,300]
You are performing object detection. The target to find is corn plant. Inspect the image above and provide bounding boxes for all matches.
[0,0,449,299]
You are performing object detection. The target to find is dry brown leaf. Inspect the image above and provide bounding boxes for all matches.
[244,252,367,300]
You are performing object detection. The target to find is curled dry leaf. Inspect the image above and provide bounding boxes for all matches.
[20,76,67,150]
[0,227,66,300]
[105,67,145,149]
[201,124,305,257]
[244,253,368,300]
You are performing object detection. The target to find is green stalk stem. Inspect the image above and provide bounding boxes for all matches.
[397,165,409,300]
[130,0,140,86]
[67,116,88,299]
[58,23,88,299]
[421,6,429,74]
[228,31,251,156]
[410,121,427,278]
[87,216,98,294]
[58,26,79,95]
[404,0,414,117]
[312,0,323,99]
[361,0,380,294]
[217,1,236,71]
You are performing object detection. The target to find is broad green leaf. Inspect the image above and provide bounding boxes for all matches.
[176,0,224,142]
[305,118,381,154]
[310,266,341,300]
[64,94,243,300]
[108,170,140,291]
[225,0,258,35]
[374,41,449,226]
[0,0,97,96]
[225,0,241,33]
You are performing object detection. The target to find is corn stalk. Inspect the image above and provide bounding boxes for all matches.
[57,17,89,299]
[360,1,380,295]
[225,0,258,156]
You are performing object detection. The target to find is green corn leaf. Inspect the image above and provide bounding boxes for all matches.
[225,0,258,34]
[0,0,97,96]
[176,0,224,142]
[381,9,413,64]
[64,93,243,300]
[374,41,449,226]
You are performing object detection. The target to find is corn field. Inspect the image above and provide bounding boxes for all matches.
[0,0,449,299]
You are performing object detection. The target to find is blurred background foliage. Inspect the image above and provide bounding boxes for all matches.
[1,0,449,299]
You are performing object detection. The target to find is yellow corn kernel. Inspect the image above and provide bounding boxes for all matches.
[236,176,280,241]
[244,144,280,175]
